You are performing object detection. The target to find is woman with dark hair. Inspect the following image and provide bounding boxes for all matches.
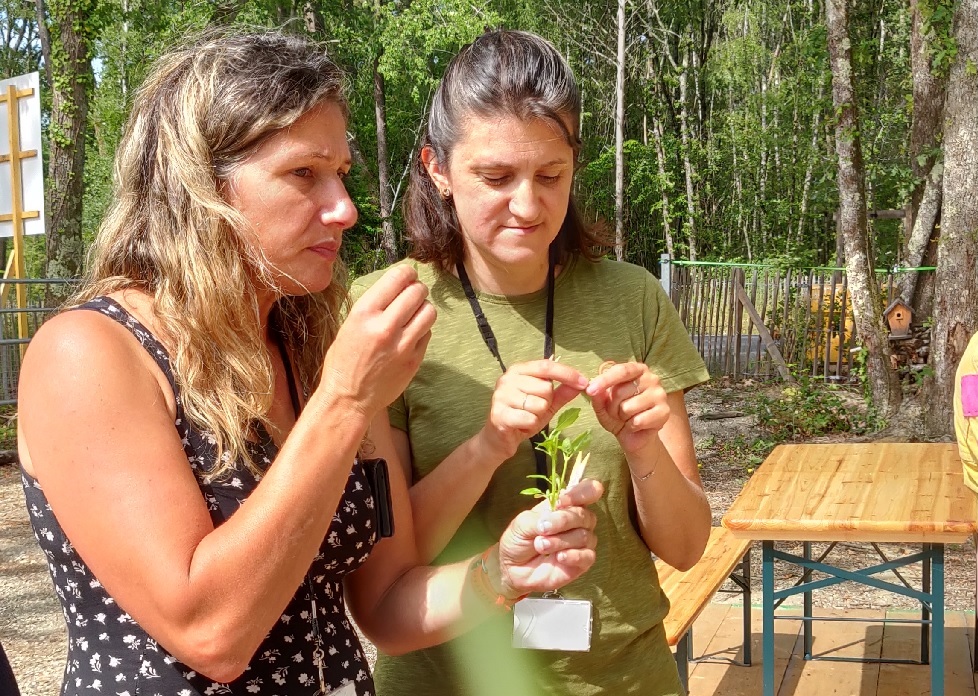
[354,29,711,695]
[17,29,603,696]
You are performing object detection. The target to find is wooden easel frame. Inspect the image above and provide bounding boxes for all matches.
[0,83,40,357]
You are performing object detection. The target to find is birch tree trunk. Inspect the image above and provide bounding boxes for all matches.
[613,0,626,262]
[825,0,902,417]
[795,94,823,246]
[678,40,698,261]
[373,55,398,264]
[650,114,674,257]
[925,0,978,437]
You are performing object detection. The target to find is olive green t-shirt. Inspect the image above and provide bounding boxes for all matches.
[352,255,709,695]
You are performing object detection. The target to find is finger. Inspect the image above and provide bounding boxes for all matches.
[512,360,589,391]
[384,280,431,326]
[618,387,670,424]
[619,402,671,432]
[555,479,604,509]
[534,526,594,555]
[401,300,437,349]
[532,505,597,541]
[355,265,420,312]
[551,383,582,412]
[586,361,647,397]
[554,547,597,568]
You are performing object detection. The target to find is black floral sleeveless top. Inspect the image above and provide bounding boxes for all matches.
[21,296,379,696]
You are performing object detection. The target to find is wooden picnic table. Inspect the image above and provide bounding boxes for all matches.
[721,442,978,696]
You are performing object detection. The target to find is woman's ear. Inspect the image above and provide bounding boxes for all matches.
[421,145,451,193]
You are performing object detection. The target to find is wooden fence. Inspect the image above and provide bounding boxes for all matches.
[664,260,927,382]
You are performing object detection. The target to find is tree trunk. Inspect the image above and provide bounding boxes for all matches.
[904,0,947,312]
[373,55,397,264]
[38,0,91,296]
[650,114,674,257]
[925,0,978,437]
[795,97,823,246]
[825,0,902,417]
[896,171,941,303]
[613,0,626,262]
[678,40,698,261]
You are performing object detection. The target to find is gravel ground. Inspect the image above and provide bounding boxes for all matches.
[1,464,65,696]
[2,382,976,693]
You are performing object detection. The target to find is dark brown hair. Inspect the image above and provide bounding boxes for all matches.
[405,29,608,271]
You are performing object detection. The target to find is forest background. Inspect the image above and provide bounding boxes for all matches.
[2,0,977,437]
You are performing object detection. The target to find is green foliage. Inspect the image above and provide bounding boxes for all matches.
[752,376,877,442]
[919,0,958,77]
[0,407,15,450]
[712,433,777,475]
[1,0,941,283]
[520,407,592,511]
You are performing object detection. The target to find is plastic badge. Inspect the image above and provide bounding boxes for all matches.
[962,374,978,417]
[326,682,357,696]
[512,597,593,651]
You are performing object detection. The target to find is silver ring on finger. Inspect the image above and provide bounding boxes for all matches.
[632,379,641,397]
[521,393,530,411]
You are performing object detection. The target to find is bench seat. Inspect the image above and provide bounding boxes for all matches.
[655,527,752,693]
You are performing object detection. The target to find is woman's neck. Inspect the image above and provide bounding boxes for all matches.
[460,254,552,296]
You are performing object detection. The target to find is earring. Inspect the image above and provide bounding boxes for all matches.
[440,187,451,199]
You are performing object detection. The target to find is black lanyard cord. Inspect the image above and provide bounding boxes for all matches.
[455,247,558,485]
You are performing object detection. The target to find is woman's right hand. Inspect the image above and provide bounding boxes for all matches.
[320,265,436,415]
[476,360,589,461]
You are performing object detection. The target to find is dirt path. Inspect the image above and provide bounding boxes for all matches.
[0,465,65,696]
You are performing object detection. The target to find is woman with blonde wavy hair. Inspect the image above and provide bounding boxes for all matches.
[16,29,602,696]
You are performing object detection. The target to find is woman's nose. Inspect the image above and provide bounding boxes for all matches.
[509,179,540,221]
[321,181,359,230]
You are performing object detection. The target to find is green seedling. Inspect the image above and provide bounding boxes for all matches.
[520,407,592,510]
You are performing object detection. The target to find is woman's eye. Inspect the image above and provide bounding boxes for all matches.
[481,174,510,186]
[293,167,313,178]
[538,174,561,184]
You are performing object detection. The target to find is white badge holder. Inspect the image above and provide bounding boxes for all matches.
[512,592,593,652]
[326,682,357,696]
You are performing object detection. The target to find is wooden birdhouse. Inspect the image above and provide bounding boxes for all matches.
[884,298,912,338]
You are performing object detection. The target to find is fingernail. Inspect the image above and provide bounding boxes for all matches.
[578,376,589,388]
[537,519,552,534]
[538,537,552,551]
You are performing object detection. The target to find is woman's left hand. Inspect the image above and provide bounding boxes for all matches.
[494,479,603,598]
[585,361,671,455]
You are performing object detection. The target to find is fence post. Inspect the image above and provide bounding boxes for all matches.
[660,253,671,298]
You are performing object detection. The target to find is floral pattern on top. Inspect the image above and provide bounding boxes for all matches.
[21,296,378,696]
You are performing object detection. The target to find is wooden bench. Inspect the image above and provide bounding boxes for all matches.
[656,527,752,693]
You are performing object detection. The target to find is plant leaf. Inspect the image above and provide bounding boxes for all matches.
[525,474,551,481]
[520,487,544,496]
[554,407,580,432]
[569,431,592,452]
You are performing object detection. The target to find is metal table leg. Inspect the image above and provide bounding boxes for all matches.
[931,544,945,696]
[763,540,775,696]
[803,541,813,659]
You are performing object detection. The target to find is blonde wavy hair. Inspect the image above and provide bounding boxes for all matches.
[73,29,349,480]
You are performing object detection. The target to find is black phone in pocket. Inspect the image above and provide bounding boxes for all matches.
[362,457,395,539]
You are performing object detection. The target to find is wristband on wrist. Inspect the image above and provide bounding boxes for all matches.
[468,547,528,611]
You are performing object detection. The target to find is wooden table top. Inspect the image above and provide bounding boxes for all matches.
[721,442,978,543]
